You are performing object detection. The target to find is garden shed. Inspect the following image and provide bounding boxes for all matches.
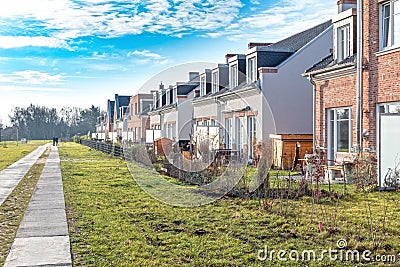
[269,134,313,169]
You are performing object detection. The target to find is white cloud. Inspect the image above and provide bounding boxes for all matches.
[0,85,70,92]
[0,70,65,85]
[0,36,69,49]
[0,0,243,48]
[206,0,337,42]
[127,50,169,65]
[128,50,162,59]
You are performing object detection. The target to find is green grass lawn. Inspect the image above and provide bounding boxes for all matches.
[0,140,49,171]
[60,142,400,267]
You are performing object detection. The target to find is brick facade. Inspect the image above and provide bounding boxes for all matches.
[127,94,152,143]
[362,0,400,149]
[307,0,400,159]
[314,74,358,149]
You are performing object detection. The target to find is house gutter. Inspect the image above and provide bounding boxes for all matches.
[356,0,363,152]
[308,75,317,153]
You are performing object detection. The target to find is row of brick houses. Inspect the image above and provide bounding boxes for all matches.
[95,0,400,185]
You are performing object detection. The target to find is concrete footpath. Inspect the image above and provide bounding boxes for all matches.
[0,144,49,206]
[4,146,72,267]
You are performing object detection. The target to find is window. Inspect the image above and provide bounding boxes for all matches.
[327,108,352,160]
[134,103,138,115]
[235,117,244,154]
[337,25,350,61]
[169,90,174,105]
[225,118,232,149]
[172,123,176,140]
[168,124,173,139]
[378,102,400,114]
[247,116,257,158]
[172,89,176,104]
[212,71,219,93]
[381,0,400,49]
[247,57,256,83]
[200,76,206,96]
[230,64,238,89]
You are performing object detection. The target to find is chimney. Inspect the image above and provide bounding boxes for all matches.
[189,72,199,81]
[337,0,357,13]
[248,42,273,49]
[225,54,237,63]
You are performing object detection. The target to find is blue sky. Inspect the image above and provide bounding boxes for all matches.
[0,0,337,124]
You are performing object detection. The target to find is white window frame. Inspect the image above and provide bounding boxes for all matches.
[212,71,219,93]
[235,117,244,154]
[230,64,238,89]
[376,101,400,154]
[376,102,400,186]
[337,25,351,62]
[327,107,352,161]
[247,116,257,159]
[173,89,177,104]
[225,118,232,149]
[166,90,170,105]
[247,57,257,84]
[200,76,206,96]
[380,0,400,50]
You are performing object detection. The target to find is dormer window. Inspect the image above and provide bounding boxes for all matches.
[200,76,206,96]
[170,89,174,104]
[380,0,400,50]
[230,64,238,89]
[212,71,219,93]
[337,25,351,61]
[247,57,256,83]
[166,90,171,105]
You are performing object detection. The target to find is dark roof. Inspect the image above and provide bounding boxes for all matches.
[117,95,131,107]
[258,51,293,67]
[268,20,332,52]
[194,82,259,102]
[245,20,332,69]
[177,83,199,95]
[137,105,151,116]
[305,53,356,74]
[151,103,177,113]
[107,100,115,120]
[114,94,131,118]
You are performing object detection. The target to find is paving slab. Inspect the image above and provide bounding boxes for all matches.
[4,146,72,267]
[4,236,72,267]
[0,144,48,206]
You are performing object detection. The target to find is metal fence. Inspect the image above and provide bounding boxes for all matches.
[80,140,124,158]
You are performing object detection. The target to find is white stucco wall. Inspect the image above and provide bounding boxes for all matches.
[177,100,194,141]
[260,26,333,135]
[150,114,160,127]
[193,100,218,119]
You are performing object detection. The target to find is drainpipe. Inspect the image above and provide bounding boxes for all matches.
[356,0,363,153]
[308,75,317,153]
